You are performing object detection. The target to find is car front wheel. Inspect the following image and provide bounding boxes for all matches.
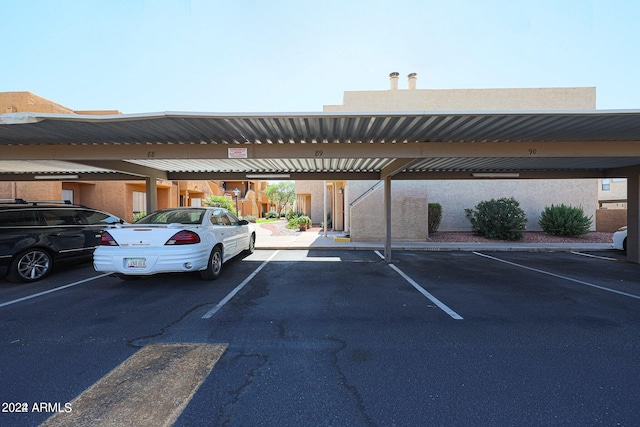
[245,233,256,254]
[7,249,53,283]
[200,246,223,280]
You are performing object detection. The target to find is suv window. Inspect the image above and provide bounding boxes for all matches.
[42,209,85,226]
[0,210,41,227]
[82,210,121,225]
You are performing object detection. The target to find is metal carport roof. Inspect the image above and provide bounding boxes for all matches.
[1,110,640,181]
[3,109,640,264]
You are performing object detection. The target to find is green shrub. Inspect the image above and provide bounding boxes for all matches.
[287,213,311,229]
[428,203,442,233]
[203,195,236,214]
[286,210,305,221]
[538,204,592,236]
[244,215,257,223]
[465,197,527,241]
[297,215,311,226]
[265,211,279,219]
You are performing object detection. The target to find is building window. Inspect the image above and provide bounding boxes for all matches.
[133,191,147,213]
[601,179,610,191]
[62,189,74,204]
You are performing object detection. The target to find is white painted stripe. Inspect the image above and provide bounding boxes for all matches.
[0,274,111,309]
[473,251,640,300]
[202,250,279,319]
[375,251,463,320]
[569,251,617,261]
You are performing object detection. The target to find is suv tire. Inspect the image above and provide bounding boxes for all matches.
[7,248,53,283]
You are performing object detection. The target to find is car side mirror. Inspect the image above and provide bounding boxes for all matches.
[238,219,249,226]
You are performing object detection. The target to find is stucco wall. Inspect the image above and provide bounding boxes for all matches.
[349,180,429,241]
[295,181,326,223]
[320,83,600,241]
[324,87,596,112]
[425,179,597,232]
[596,209,627,233]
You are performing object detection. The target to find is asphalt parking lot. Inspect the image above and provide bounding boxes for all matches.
[1,249,639,426]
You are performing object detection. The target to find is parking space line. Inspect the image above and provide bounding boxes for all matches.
[202,250,279,319]
[473,251,640,300]
[0,274,111,309]
[375,251,463,320]
[569,251,617,261]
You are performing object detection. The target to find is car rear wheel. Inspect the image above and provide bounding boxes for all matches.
[7,248,53,283]
[623,237,627,252]
[200,246,223,280]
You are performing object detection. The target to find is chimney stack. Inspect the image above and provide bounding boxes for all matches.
[407,73,417,90]
[389,72,399,90]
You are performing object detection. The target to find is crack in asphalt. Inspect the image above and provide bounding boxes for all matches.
[328,336,377,427]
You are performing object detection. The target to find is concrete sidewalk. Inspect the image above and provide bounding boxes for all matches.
[253,223,613,252]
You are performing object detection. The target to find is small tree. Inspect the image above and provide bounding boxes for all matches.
[264,182,295,216]
[203,195,236,214]
[538,204,592,236]
[465,197,527,241]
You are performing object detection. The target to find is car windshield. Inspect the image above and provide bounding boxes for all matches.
[135,208,205,225]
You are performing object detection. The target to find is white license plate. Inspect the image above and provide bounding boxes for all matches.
[125,258,146,269]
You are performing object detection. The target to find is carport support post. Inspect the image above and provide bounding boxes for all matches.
[146,177,158,214]
[323,180,328,237]
[627,173,640,263]
[384,176,392,262]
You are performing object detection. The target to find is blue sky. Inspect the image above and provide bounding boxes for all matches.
[2,0,638,113]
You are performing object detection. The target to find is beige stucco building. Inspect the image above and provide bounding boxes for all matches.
[297,74,600,241]
[0,92,277,221]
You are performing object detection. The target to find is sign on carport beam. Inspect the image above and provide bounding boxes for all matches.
[228,148,248,159]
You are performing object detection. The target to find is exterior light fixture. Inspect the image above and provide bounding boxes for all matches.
[34,175,79,180]
[233,188,240,215]
[471,173,520,178]
[245,174,290,179]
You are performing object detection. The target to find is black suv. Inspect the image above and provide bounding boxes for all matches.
[0,199,124,283]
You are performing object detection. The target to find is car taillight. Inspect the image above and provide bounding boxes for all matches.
[100,231,119,246]
[165,230,201,245]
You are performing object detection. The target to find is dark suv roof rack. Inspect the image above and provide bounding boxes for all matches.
[0,198,27,204]
[0,198,74,206]
[25,199,73,205]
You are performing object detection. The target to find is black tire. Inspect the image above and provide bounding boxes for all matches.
[7,248,53,283]
[200,246,223,280]
[245,233,256,254]
[623,237,627,253]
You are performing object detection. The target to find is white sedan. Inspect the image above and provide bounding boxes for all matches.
[612,226,627,251]
[93,207,255,280]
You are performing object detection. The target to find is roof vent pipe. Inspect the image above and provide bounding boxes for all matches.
[389,72,399,90]
[408,73,417,90]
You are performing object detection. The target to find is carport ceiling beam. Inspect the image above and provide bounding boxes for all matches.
[380,159,422,179]
[4,141,640,161]
[69,160,168,179]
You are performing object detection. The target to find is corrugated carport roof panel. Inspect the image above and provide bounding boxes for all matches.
[409,156,640,171]
[0,160,114,173]
[125,158,395,173]
[3,110,640,145]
